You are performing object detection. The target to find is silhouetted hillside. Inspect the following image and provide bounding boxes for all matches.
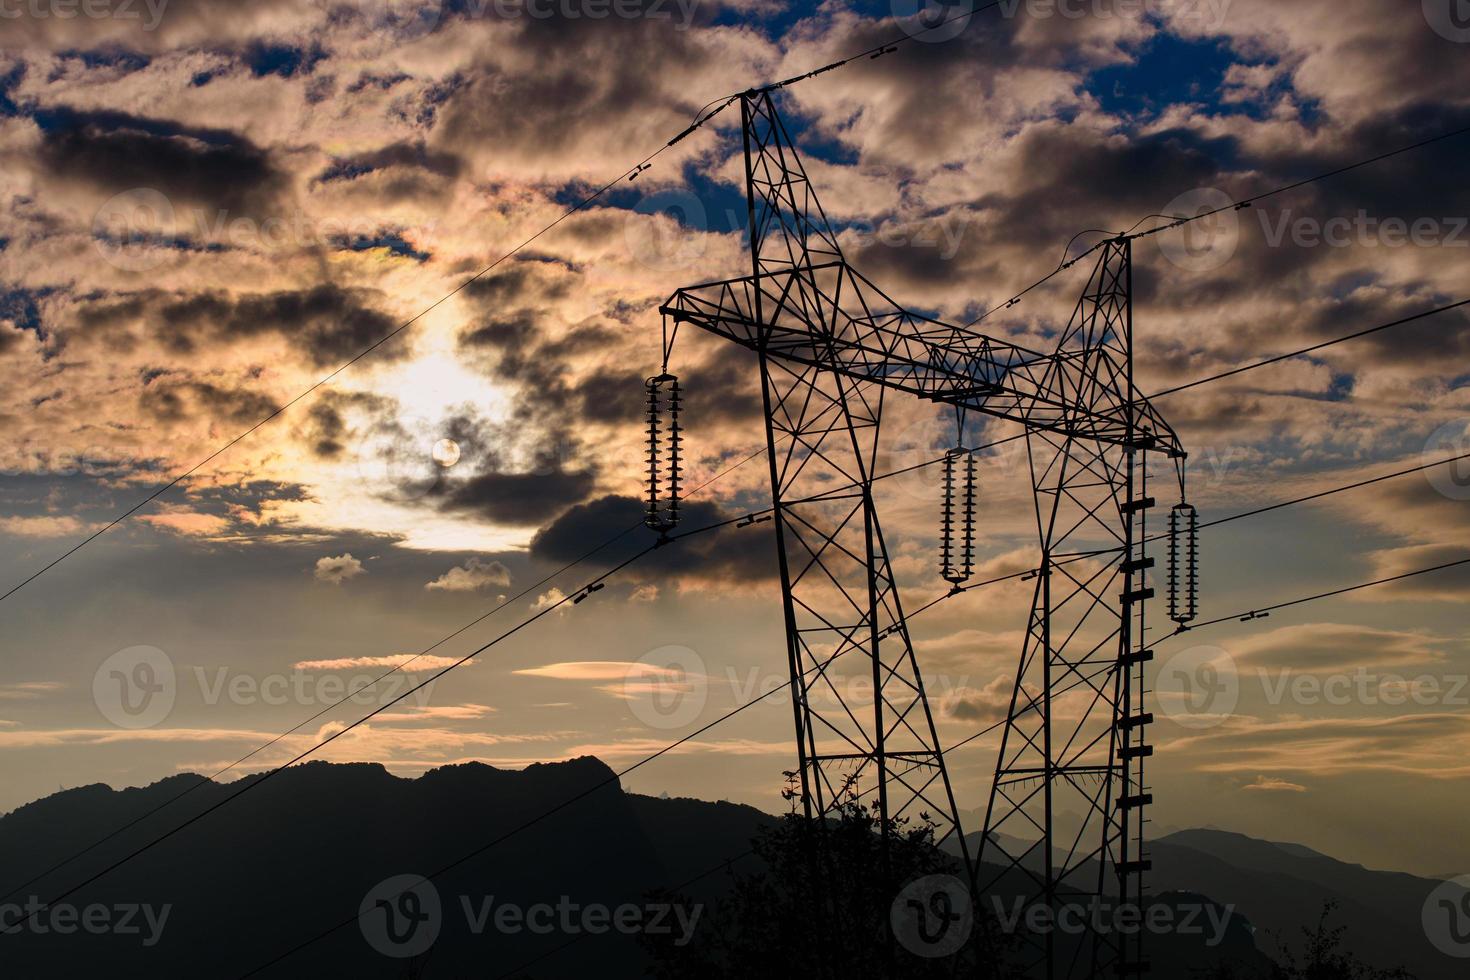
[1154,829,1459,980]
[0,758,770,978]
[0,761,1444,978]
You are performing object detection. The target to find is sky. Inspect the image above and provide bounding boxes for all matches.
[1,0,1469,877]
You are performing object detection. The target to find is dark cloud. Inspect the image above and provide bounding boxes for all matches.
[153,284,404,369]
[242,40,325,79]
[140,379,279,427]
[530,494,777,586]
[440,469,598,526]
[297,391,393,461]
[34,107,283,214]
[314,140,462,185]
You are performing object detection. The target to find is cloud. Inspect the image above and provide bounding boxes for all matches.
[290,655,461,671]
[424,557,512,592]
[945,676,1015,724]
[1361,544,1470,603]
[530,587,567,612]
[0,681,64,701]
[0,515,94,538]
[513,661,681,682]
[313,553,365,584]
[530,495,778,590]
[1229,623,1449,670]
[373,704,496,723]
[137,510,232,537]
[629,584,659,602]
[1171,713,1470,779]
[34,106,284,214]
[1242,776,1308,793]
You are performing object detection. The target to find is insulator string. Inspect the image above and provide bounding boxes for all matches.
[1167,502,1199,625]
[644,374,682,534]
[941,448,977,586]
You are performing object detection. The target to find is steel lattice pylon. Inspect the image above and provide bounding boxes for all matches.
[659,89,1183,977]
[977,240,1157,979]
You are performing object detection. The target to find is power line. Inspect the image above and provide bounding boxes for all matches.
[966,123,1470,329]
[1195,449,1470,534]
[1174,554,1470,634]
[0,2,1004,608]
[4,502,787,935]
[0,441,775,906]
[0,155,688,607]
[234,595,877,979]
[1149,298,1470,399]
[1128,124,1470,244]
[898,449,1470,626]
[163,455,1470,972]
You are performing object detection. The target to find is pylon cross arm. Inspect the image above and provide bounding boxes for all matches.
[660,262,1183,457]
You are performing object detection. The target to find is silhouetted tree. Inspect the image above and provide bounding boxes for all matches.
[642,789,1016,979]
[1193,903,1415,980]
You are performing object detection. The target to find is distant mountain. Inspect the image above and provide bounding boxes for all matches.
[0,758,771,978]
[0,761,1444,978]
[1154,829,1462,980]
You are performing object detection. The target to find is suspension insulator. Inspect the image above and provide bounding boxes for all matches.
[1167,503,1199,625]
[644,374,682,533]
[940,449,978,585]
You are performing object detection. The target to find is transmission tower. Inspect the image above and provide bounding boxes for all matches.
[655,88,1186,976]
